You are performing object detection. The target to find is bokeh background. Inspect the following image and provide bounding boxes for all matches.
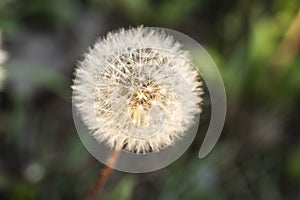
[0,0,300,199]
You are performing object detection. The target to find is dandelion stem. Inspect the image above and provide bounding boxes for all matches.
[81,150,121,200]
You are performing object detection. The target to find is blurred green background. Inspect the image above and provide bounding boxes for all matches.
[0,0,300,199]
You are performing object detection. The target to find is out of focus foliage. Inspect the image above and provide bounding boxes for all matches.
[0,0,300,199]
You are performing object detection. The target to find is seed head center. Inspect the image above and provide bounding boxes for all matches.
[129,83,159,127]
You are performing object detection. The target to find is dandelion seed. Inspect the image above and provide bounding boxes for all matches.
[72,26,203,154]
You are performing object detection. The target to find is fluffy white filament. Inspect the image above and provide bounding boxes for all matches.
[72,27,203,153]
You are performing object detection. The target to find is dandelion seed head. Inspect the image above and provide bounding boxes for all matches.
[72,27,203,153]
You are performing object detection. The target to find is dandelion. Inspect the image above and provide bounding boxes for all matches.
[0,30,7,90]
[72,27,203,153]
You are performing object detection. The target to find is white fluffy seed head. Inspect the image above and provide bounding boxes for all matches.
[72,26,203,153]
